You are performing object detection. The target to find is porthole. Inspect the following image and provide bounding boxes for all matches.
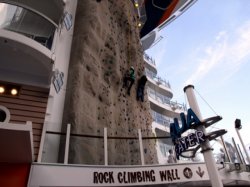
[0,105,10,123]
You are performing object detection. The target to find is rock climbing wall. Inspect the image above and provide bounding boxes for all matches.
[62,0,158,165]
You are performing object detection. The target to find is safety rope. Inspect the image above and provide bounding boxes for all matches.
[46,131,171,140]
[194,88,219,116]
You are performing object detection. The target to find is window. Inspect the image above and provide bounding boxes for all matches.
[0,105,10,123]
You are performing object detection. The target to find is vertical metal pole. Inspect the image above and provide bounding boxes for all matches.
[27,121,34,161]
[220,136,231,162]
[237,144,246,164]
[235,128,250,164]
[232,137,242,163]
[104,127,108,165]
[138,129,145,165]
[37,123,47,163]
[64,124,71,164]
[184,85,223,187]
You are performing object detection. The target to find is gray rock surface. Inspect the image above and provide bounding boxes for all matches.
[62,0,157,165]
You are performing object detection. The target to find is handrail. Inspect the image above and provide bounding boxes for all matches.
[147,88,187,111]
[145,68,171,88]
[144,53,156,66]
[39,126,171,165]
[46,130,171,139]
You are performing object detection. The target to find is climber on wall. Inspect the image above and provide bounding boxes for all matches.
[136,75,147,102]
[123,66,136,95]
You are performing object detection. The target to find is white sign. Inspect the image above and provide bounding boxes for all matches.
[29,163,209,186]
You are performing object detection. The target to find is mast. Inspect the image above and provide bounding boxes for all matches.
[184,85,223,187]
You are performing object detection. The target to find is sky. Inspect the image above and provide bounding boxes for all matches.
[146,0,250,152]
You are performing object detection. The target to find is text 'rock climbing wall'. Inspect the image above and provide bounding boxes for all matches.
[62,0,158,165]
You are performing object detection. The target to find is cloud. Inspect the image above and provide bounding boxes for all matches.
[185,31,228,85]
[185,21,250,86]
[151,42,168,67]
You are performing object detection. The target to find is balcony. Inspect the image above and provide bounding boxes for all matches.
[0,0,64,26]
[0,3,56,49]
[143,53,156,67]
[145,68,170,88]
[147,88,186,115]
[0,3,56,88]
[145,69,173,98]
[151,110,173,129]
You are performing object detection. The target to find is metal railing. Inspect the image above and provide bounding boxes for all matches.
[36,123,248,168]
[0,3,55,49]
[144,53,156,66]
[145,69,171,89]
[147,88,187,111]
[37,124,171,165]
[151,110,173,128]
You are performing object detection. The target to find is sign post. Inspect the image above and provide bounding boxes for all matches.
[183,85,223,187]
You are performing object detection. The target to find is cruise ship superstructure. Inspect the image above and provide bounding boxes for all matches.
[0,0,250,187]
[143,53,187,164]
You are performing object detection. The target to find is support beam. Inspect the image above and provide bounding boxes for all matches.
[64,124,71,164]
[138,129,145,165]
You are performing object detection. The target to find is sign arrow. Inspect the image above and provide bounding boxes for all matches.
[196,167,205,178]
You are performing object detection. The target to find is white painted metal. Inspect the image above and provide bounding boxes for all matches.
[184,85,223,187]
[104,127,108,165]
[232,137,243,163]
[27,121,34,161]
[220,136,232,162]
[0,0,65,26]
[64,123,71,164]
[42,0,78,163]
[0,121,33,163]
[138,129,145,165]
[236,128,250,164]
[29,163,211,186]
[37,123,47,163]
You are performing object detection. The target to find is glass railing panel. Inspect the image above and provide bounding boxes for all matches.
[40,126,232,165]
[41,132,64,163]
[151,110,173,128]
[41,128,153,165]
[159,142,172,158]
[108,138,141,165]
[148,88,187,112]
[69,135,104,165]
[0,3,56,49]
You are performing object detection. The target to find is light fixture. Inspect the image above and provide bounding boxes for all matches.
[235,118,242,129]
[0,86,5,94]
[0,83,20,96]
[135,3,139,7]
[11,88,18,95]
[138,22,142,27]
